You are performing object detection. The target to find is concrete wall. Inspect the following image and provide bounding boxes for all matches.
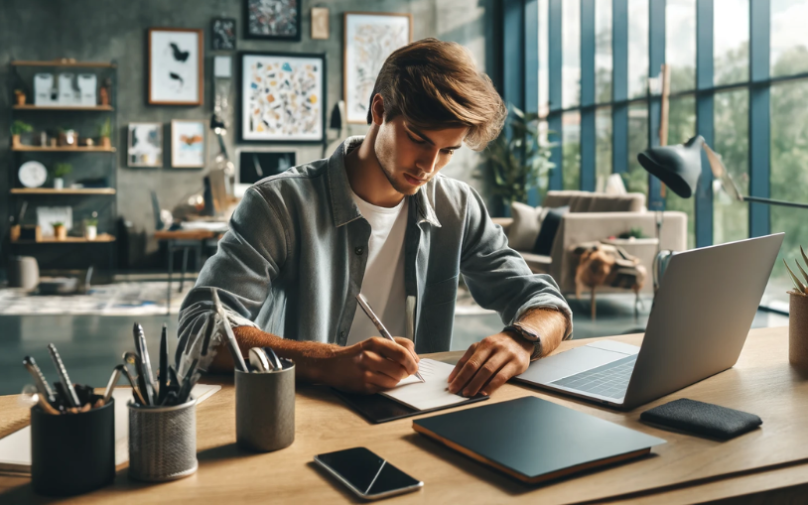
[0,0,501,270]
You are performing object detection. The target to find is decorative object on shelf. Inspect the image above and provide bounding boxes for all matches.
[148,28,203,106]
[37,206,72,237]
[212,18,236,50]
[84,212,98,241]
[34,73,56,105]
[783,247,808,370]
[311,7,329,40]
[49,138,57,147]
[83,137,96,147]
[77,74,97,106]
[18,160,48,188]
[171,120,206,168]
[57,73,80,105]
[52,222,67,240]
[128,122,163,167]
[99,78,111,106]
[57,128,78,148]
[98,118,112,148]
[11,120,33,147]
[239,51,325,142]
[53,162,73,189]
[14,89,26,106]
[343,12,412,124]
[245,0,301,41]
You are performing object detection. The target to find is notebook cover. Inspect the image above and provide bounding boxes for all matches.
[640,398,762,440]
[413,396,666,484]
[333,389,489,424]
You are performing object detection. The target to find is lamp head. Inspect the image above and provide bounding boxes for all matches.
[637,135,703,198]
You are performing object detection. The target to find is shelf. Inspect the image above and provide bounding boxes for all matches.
[11,188,116,195]
[12,233,116,244]
[11,60,116,68]
[13,105,114,111]
[12,145,116,153]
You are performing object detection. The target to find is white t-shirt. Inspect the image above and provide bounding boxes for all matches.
[345,189,409,346]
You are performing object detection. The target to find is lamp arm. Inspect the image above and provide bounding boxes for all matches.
[740,196,808,210]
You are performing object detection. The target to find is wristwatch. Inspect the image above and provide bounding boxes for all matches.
[503,322,543,360]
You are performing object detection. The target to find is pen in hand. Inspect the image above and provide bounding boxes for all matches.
[355,294,425,383]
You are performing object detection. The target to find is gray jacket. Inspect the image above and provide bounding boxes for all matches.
[176,137,571,372]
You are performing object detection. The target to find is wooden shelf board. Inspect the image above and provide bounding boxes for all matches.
[11,60,116,68]
[13,105,114,111]
[10,188,116,195]
[11,146,116,153]
[12,233,116,244]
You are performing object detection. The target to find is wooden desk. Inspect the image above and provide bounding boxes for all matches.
[1,326,806,504]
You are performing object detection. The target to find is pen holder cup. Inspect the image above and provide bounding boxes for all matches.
[31,395,115,496]
[235,359,295,452]
[128,398,198,482]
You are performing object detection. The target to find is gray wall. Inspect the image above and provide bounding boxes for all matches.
[0,0,501,269]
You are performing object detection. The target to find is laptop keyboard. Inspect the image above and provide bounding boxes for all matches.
[550,355,638,399]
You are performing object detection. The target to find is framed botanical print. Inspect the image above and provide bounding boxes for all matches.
[239,51,325,143]
[212,18,237,50]
[245,0,301,41]
[344,12,412,124]
[128,122,163,167]
[171,120,206,168]
[148,28,204,106]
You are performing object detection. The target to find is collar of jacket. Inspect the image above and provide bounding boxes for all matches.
[326,136,442,229]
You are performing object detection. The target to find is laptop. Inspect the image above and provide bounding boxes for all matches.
[516,233,784,410]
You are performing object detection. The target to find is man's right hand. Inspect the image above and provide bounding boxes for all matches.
[324,337,419,394]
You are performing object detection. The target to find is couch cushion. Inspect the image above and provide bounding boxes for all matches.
[520,252,552,273]
[507,202,546,251]
[533,205,569,256]
[543,190,645,213]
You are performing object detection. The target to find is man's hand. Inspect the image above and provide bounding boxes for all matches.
[447,332,532,397]
[324,337,420,394]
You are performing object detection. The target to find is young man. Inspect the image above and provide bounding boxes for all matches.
[177,38,572,397]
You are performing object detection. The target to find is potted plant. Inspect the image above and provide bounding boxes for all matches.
[52,222,67,240]
[14,89,26,106]
[53,162,72,190]
[84,212,98,240]
[58,127,78,148]
[10,120,33,147]
[783,247,808,370]
[98,118,112,148]
[477,104,555,214]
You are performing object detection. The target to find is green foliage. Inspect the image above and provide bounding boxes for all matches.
[478,104,555,207]
[782,246,808,296]
[10,120,32,135]
[618,227,647,240]
[51,222,64,228]
[85,218,98,227]
[53,163,72,178]
[98,118,111,138]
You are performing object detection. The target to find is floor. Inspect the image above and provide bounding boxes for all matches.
[0,289,788,397]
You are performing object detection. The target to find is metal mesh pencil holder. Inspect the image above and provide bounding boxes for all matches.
[128,398,198,482]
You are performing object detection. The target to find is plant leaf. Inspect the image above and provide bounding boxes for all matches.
[783,259,807,293]
[801,245,808,274]
[797,258,808,286]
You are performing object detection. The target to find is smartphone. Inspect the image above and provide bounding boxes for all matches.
[314,447,423,500]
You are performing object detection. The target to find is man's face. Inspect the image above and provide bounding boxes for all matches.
[373,114,469,196]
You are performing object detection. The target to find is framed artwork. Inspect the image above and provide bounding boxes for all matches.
[171,120,206,168]
[245,0,301,41]
[148,28,203,106]
[311,7,329,40]
[212,18,236,50]
[239,51,326,143]
[344,13,412,124]
[128,122,163,167]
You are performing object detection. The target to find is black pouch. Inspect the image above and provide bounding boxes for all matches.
[640,398,762,440]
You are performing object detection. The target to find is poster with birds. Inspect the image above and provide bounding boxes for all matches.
[240,52,325,142]
[148,28,203,105]
[171,120,206,167]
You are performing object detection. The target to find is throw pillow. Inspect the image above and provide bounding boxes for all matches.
[532,206,570,256]
[507,202,545,251]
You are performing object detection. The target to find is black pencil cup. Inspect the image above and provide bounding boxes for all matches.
[31,395,115,496]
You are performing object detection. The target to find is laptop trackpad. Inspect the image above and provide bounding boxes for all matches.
[517,345,630,384]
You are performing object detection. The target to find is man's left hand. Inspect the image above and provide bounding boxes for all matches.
[447,332,532,397]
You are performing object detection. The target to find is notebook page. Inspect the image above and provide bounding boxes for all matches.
[380,359,470,411]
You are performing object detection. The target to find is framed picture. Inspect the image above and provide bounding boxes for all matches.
[235,147,297,195]
[171,120,206,168]
[245,0,301,41]
[239,51,326,143]
[311,7,329,40]
[148,28,203,106]
[212,18,236,50]
[128,122,163,167]
[344,13,412,124]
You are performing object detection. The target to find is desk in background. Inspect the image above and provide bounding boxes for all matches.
[1,327,806,504]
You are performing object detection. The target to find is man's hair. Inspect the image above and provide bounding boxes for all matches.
[367,38,506,151]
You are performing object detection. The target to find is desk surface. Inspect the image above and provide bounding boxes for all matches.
[1,326,806,504]
[154,229,223,241]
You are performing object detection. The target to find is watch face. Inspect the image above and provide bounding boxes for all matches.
[18,161,48,188]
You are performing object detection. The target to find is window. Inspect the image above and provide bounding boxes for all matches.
[665,96,697,249]
[596,107,612,191]
[595,0,613,102]
[713,89,749,244]
[666,0,697,93]
[626,104,649,195]
[628,0,649,99]
[562,0,581,108]
[771,0,808,77]
[562,112,581,189]
[714,0,750,85]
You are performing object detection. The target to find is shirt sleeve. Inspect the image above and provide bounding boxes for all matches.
[459,186,573,341]
[176,186,288,375]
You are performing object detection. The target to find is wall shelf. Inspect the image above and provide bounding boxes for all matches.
[12,233,116,244]
[13,105,114,111]
[12,145,116,153]
[11,60,116,68]
[11,188,116,195]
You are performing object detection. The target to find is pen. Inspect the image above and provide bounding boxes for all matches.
[103,364,124,404]
[124,351,151,406]
[263,347,282,371]
[159,324,168,405]
[133,323,157,405]
[22,356,57,406]
[47,344,81,408]
[211,288,248,372]
[121,365,147,405]
[249,348,270,372]
[355,294,424,383]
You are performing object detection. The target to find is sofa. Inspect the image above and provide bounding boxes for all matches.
[493,191,688,295]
